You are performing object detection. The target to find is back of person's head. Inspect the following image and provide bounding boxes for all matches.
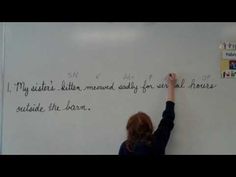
[126,112,154,152]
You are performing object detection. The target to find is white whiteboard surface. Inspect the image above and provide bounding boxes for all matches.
[1,23,236,154]
[0,23,3,153]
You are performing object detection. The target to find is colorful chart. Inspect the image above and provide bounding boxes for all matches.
[220,41,236,78]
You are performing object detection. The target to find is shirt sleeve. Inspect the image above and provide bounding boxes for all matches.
[152,101,175,155]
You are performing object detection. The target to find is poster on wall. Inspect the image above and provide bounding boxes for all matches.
[220,41,236,78]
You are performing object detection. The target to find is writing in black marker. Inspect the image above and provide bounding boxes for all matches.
[16,103,45,112]
[48,102,61,111]
[14,82,29,97]
[31,80,55,92]
[156,82,168,88]
[141,80,154,93]
[175,79,185,88]
[83,82,115,91]
[61,80,82,91]
[63,100,91,111]
[188,79,217,89]
[118,81,138,94]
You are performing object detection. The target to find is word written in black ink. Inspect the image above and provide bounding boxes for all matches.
[48,102,61,111]
[188,79,217,89]
[156,79,185,88]
[61,80,82,91]
[14,81,56,97]
[83,82,115,91]
[31,81,55,92]
[176,79,185,88]
[63,100,91,111]
[14,82,29,97]
[16,103,45,113]
[118,81,138,94]
[141,80,154,93]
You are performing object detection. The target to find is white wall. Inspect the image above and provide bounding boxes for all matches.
[1,23,236,154]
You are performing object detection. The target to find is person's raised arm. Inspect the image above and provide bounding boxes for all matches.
[153,73,177,155]
[167,73,176,103]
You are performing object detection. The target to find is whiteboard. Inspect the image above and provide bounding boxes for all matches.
[1,23,236,154]
[0,23,3,154]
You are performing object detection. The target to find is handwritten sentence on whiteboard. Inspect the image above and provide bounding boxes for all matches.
[7,77,217,97]
[6,74,217,113]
